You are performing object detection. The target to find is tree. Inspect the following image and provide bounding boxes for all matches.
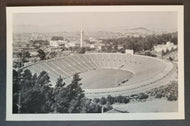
[169,56,173,61]
[13,70,102,113]
[20,88,46,113]
[55,76,65,88]
[13,70,21,113]
[53,73,102,113]
[116,95,124,103]
[106,95,115,104]
[53,86,69,113]
[52,76,67,113]
[99,97,106,105]
[21,69,33,90]
[138,93,149,100]
[66,73,85,113]
[16,51,30,67]
[53,73,86,113]
[93,98,100,103]
[161,50,165,58]
[123,97,130,104]
[104,102,113,112]
[18,70,53,113]
[36,71,51,86]
[75,98,101,113]
[78,47,86,54]
[13,70,20,94]
[37,49,46,60]
[22,51,30,62]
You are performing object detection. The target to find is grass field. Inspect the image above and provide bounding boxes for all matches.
[80,69,133,89]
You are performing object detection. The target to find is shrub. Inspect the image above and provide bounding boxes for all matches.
[93,98,100,103]
[103,102,113,112]
[106,95,115,104]
[155,92,163,99]
[138,93,149,100]
[167,93,177,101]
[99,97,107,105]
[123,97,130,104]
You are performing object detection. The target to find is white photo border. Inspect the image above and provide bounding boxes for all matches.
[6,5,184,121]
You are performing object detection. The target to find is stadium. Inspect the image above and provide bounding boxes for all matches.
[23,53,176,98]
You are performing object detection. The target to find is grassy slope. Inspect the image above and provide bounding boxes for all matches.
[111,98,178,113]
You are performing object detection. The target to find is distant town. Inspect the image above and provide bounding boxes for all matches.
[13,28,178,69]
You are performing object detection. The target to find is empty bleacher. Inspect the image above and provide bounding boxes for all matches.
[23,53,173,96]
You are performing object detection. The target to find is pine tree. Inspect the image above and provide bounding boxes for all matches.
[37,49,46,60]
[13,69,102,113]
[20,70,52,113]
[36,71,50,86]
[13,70,20,113]
[54,73,86,113]
[53,76,68,113]
[55,76,65,88]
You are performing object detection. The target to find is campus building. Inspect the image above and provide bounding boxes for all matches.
[154,41,177,53]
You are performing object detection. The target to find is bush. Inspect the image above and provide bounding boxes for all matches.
[103,102,113,112]
[138,93,149,100]
[123,97,130,104]
[78,47,86,54]
[82,99,101,113]
[167,93,177,101]
[93,98,100,103]
[155,92,163,99]
[99,97,107,105]
[106,95,115,104]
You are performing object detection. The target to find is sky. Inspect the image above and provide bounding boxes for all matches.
[13,12,177,33]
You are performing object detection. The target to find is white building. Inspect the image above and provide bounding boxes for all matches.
[65,41,79,48]
[50,40,68,47]
[50,36,68,47]
[30,51,38,57]
[154,41,177,53]
[125,49,134,55]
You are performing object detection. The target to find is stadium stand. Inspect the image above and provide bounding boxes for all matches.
[23,53,174,98]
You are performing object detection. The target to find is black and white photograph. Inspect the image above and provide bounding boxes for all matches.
[6,6,184,120]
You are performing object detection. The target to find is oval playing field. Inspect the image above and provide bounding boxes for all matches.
[80,69,133,89]
[24,53,175,98]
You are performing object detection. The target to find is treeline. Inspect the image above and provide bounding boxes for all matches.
[101,32,177,53]
[93,81,178,106]
[93,93,148,106]
[30,40,49,48]
[93,95,130,105]
[13,69,106,113]
[51,36,64,41]
[147,81,178,101]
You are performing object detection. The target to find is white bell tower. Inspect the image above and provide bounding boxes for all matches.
[80,29,84,47]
